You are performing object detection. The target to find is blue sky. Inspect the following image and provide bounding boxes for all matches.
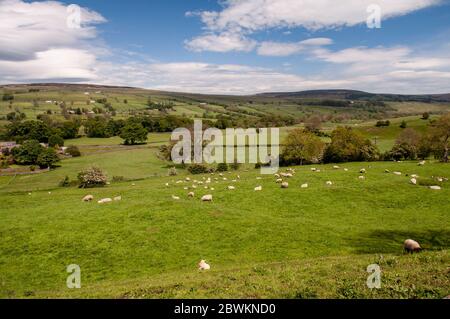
[1,0,450,94]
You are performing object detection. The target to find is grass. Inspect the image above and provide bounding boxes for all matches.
[0,161,449,298]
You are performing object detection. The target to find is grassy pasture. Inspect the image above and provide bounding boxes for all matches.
[0,160,448,298]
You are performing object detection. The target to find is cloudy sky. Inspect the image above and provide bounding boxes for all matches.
[0,0,449,94]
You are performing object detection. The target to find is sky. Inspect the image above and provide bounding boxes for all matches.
[0,0,450,94]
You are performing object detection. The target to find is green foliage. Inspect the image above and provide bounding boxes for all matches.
[59,176,71,187]
[48,135,64,147]
[36,147,60,168]
[77,166,107,188]
[400,120,407,129]
[119,122,148,145]
[2,93,14,101]
[281,129,325,165]
[422,112,430,120]
[187,163,209,175]
[323,127,380,163]
[65,145,81,157]
[6,120,52,143]
[84,117,110,138]
[230,162,241,171]
[216,163,229,172]
[376,120,391,127]
[11,140,43,165]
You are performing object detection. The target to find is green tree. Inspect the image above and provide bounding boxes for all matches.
[428,113,450,162]
[36,147,60,168]
[120,123,148,145]
[48,135,64,147]
[11,140,43,165]
[281,129,325,165]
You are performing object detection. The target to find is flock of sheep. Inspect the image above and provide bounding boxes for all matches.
[79,161,444,270]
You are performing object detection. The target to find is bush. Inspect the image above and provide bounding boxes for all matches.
[375,120,390,127]
[11,140,43,165]
[230,162,241,171]
[59,176,71,187]
[36,147,60,168]
[168,167,178,176]
[400,121,407,129]
[187,163,209,175]
[78,167,107,188]
[216,163,228,172]
[48,135,64,147]
[30,165,36,172]
[65,145,81,157]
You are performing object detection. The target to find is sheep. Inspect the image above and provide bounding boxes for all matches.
[281,182,289,189]
[385,169,390,173]
[333,166,340,169]
[276,178,283,184]
[98,198,112,204]
[192,185,198,189]
[185,177,191,181]
[188,192,195,198]
[198,260,211,271]
[274,174,280,178]
[172,195,180,200]
[82,195,94,202]
[410,178,417,185]
[344,168,349,172]
[393,172,402,176]
[256,177,262,180]
[210,188,215,191]
[114,196,122,201]
[254,186,262,191]
[311,168,317,172]
[418,161,426,166]
[411,174,419,179]
[301,183,308,188]
[228,186,235,190]
[326,181,333,186]
[183,187,189,190]
[359,176,365,180]
[360,169,366,174]
[201,194,213,202]
[429,186,441,190]
[165,183,169,187]
[404,239,422,253]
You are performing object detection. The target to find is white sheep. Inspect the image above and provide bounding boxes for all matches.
[82,195,94,202]
[228,186,235,190]
[404,239,422,253]
[198,260,211,270]
[114,196,122,201]
[276,178,283,184]
[326,181,333,186]
[202,194,213,202]
[254,186,262,191]
[172,195,180,200]
[410,178,417,185]
[281,182,289,189]
[429,186,441,190]
[188,192,195,198]
[301,183,308,188]
[98,198,112,204]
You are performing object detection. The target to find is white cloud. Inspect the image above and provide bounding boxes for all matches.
[258,38,332,56]
[0,0,105,81]
[198,0,441,32]
[185,32,257,53]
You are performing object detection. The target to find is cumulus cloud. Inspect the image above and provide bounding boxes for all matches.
[258,38,332,56]
[0,0,105,81]
[185,32,257,53]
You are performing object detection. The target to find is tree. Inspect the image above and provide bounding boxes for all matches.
[11,140,43,165]
[78,167,107,188]
[305,116,322,132]
[36,147,60,168]
[2,93,14,101]
[119,123,148,145]
[281,129,325,165]
[422,112,430,120]
[400,120,407,129]
[48,135,64,147]
[428,113,450,162]
[66,145,81,157]
[323,127,379,163]
[84,117,109,138]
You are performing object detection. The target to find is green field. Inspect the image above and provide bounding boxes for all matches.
[0,158,449,298]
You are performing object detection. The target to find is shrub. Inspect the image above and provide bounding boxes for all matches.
[168,167,178,176]
[422,112,430,120]
[36,147,60,168]
[400,121,407,129]
[78,167,107,188]
[281,129,325,165]
[59,176,71,187]
[29,165,36,172]
[48,135,64,147]
[65,145,81,157]
[11,140,43,165]
[216,163,228,172]
[230,162,241,171]
[187,163,208,175]
[375,120,390,127]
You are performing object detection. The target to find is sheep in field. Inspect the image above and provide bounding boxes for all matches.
[410,178,417,185]
[198,260,211,270]
[202,194,213,202]
[98,198,112,204]
[228,186,235,190]
[359,176,365,180]
[114,196,122,201]
[254,186,262,191]
[281,182,289,189]
[82,195,94,202]
[404,239,422,253]
[188,192,195,198]
[172,195,180,200]
[301,183,308,188]
[326,181,333,186]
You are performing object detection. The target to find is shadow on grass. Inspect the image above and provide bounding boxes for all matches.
[345,229,450,254]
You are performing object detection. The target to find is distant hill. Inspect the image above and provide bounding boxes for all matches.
[257,89,450,103]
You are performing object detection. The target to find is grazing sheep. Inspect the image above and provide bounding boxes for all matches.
[333,166,340,169]
[256,177,262,180]
[360,169,366,174]
[176,180,183,184]
[274,174,280,178]
[359,176,365,180]
[192,185,197,189]
[98,198,112,204]
[437,177,444,182]
[311,168,317,172]
[165,183,169,187]
[404,239,422,253]
[183,187,189,190]
[82,195,94,202]
[188,192,195,198]
[222,178,227,181]
[131,183,136,186]
[210,188,215,191]
[198,260,211,271]
[411,175,419,179]
[429,186,441,190]
[281,182,289,189]
[301,183,308,188]
[418,161,426,166]
[172,195,180,200]
[114,196,122,201]
[237,175,241,180]
[385,169,390,173]
[254,186,262,191]
[326,181,333,186]
[410,178,417,185]
[344,168,349,172]
[276,178,283,183]
[393,172,402,176]
[228,186,235,190]
[201,194,213,202]
[185,177,191,181]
